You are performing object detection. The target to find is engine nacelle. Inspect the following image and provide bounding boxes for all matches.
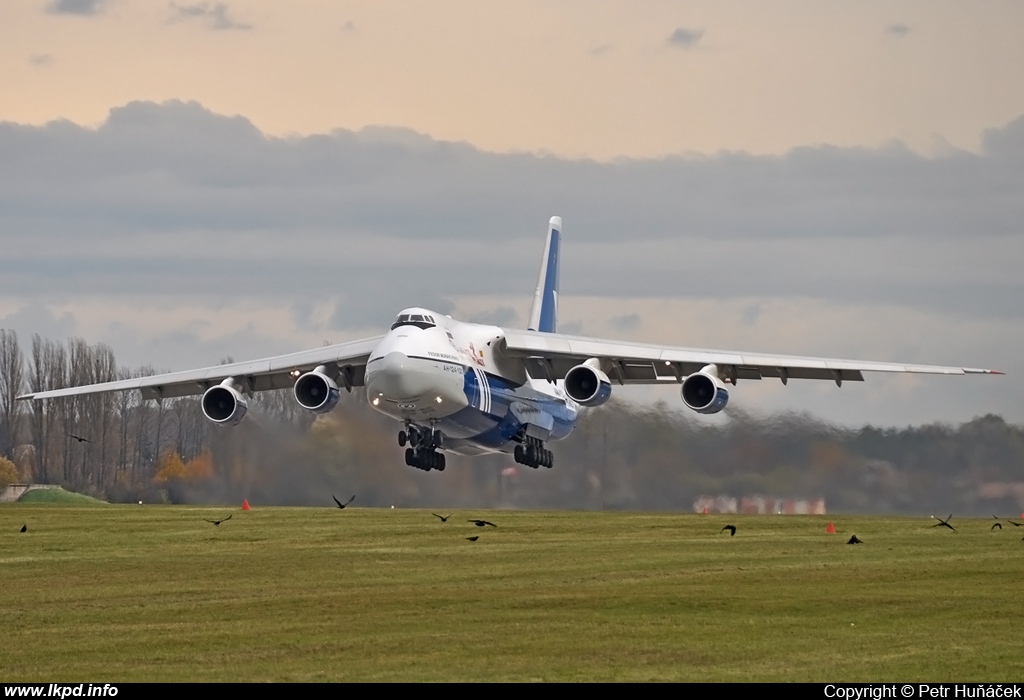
[293,368,341,414]
[681,365,730,414]
[202,383,248,426]
[564,362,612,407]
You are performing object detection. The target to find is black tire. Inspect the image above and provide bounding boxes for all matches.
[398,430,407,447]
[514,444,524,463]
[405,448,415,466]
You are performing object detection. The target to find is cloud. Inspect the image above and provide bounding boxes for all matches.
[609,313,641,332]
[667,27,704,48]
[45,0,107,15]
[0,101,1021,426]
[981,114,1024,158]
[341,21,356,33]
[29,54,54,67]
[588,43,614,57]
[466,306,519,326]
[885,23,911,37]
[167,2,251,31]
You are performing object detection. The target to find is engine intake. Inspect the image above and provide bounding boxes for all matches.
[564,362,612,407]
[202,383,248,425]
[294,368,341,414]
[681,365,729,414]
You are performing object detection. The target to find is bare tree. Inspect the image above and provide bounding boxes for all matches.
[0,329,25,459]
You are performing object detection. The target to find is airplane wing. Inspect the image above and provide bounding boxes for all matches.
[499,329,1002,386]
[17,335,384,401]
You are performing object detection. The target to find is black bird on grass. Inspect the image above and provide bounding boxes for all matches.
[721,525,736,536]
[433,513,451,522]
[931,514,956,532]
[204,515,232,525]
[333,495,355,509]
[466,536,479,541]
[847,535,863,544]
[20,524,26,533]
[69,434,91,443]
[469,519,497,527]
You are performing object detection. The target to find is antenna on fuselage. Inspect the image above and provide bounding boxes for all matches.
[527,216,561,334]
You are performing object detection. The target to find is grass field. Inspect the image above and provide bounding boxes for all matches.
[2,504,1023,682]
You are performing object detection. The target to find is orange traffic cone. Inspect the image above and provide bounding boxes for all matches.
[702,508,708,514]
[242,499,251,511]
[826,521,836,533]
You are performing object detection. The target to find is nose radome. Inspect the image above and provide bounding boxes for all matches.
[367,351,434,400]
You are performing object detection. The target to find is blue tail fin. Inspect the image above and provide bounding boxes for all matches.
[527,216,561,333]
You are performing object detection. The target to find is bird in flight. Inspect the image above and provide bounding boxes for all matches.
[468,519,497,527]
[721,525,736,536]
[931,514,956,532]
[20,524,26,533]
[433,513,451,522]
[992,522,1003,530]
[466,536,479,541]
[69,434,91,443]
[847,535,863,544]
[333,495,355,509]
[204,515,232,525]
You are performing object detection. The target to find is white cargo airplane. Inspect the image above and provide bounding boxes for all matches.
[18,217,1002,471]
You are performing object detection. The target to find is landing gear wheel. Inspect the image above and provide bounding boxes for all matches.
[398,430,407,447]
[405,448,415,466]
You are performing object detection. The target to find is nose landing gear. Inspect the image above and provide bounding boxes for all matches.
[399,424,446,471]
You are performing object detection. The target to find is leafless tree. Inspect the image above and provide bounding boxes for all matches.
[0,329,25,459]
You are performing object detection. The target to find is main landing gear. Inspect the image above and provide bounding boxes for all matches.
[514,435,553,469]
[398,424,446,471]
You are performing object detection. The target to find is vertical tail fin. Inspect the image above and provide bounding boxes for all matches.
[527,216,561,333]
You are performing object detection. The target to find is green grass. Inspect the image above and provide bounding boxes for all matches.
[1,505,1023,681]
[15,487,108,505]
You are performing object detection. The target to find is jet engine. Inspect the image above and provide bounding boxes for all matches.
[681,364,730,414]
[202,381,248,426]
[293,367,341,414]
[564,361,612,407]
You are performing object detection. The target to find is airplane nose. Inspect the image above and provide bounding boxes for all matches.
[366,352,435,400]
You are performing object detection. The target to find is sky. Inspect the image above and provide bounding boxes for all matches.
[1,1,1022,429]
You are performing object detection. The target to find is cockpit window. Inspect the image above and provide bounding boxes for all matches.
[390,314,436,331]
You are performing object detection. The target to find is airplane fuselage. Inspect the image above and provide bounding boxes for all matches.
[364,307,579,458]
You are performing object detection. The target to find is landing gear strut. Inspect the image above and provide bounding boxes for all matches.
[514,435,552,469]
[399,424,446,471]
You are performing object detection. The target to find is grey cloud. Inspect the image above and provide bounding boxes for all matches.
[29,54,54,67]
[168,2,251,31]
[341,21,356,33]
[46,0,107,15]
[885,23,911,37]
[0,303,76,343]
[609,313,641,332]
[741,304,763,327]
[1,100,1023,326]
[588,43,614,57]
[466,306,519,326]
[982,115,1024,158]
[668,28,704,48]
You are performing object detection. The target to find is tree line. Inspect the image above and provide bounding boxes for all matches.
[1,328,1022,514]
